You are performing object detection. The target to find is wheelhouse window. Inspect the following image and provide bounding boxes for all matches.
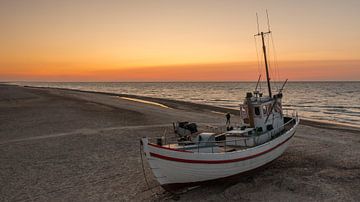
[262,105,267,115]
[254,107,260,116]
[240,105,248,118]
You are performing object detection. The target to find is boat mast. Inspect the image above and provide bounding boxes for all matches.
[255,12,272,98]
[261,32,272,98]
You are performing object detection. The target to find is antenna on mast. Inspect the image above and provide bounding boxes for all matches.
[266,9,271,32]
[256,13,260,34]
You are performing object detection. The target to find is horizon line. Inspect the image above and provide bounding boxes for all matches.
[2,80,360,83]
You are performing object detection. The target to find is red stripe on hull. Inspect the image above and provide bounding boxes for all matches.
[149,132,295,164]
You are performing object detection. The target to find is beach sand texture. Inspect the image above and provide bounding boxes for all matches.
[0,84,359,201]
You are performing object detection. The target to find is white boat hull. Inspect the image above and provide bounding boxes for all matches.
[142,118,299,188]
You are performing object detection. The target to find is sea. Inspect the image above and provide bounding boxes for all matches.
[15,81,360,128]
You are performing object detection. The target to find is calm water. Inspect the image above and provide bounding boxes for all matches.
[16,82,360,127]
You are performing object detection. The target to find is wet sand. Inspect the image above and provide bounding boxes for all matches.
[0,84,359,201]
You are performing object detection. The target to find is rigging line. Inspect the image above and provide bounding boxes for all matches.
[254,36,262,91]
[266,11,281,86]
[255,12,264,91]
[266,9,279,90]
[270,33,278,88]
[266,9,271,32]
[266,34,276,90]
[256,13,260,34]
[254,36,261,76]
[268,34,278,90]
[270,32,281,88]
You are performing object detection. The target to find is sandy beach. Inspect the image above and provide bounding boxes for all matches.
[0,84,359,201]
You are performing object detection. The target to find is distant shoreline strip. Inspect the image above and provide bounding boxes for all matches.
[119,96,172,109]
[11,84,360,131]
[211,111,226,115]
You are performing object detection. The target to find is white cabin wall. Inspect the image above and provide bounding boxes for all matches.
[253,101,284,133]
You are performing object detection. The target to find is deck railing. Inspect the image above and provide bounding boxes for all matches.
[148,111,298,153]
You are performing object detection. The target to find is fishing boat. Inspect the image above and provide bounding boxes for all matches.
[140,15,299,190]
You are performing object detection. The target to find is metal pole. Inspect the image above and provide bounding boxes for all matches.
[261,32,272,98]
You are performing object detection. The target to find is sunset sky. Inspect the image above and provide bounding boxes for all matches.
[1,0,359,81]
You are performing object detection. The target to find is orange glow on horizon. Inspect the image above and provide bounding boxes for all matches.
[1,60,359,81]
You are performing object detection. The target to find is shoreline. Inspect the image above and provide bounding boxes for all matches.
[14,83,360,134]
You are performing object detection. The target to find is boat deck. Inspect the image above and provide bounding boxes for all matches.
[149,116,298,154]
